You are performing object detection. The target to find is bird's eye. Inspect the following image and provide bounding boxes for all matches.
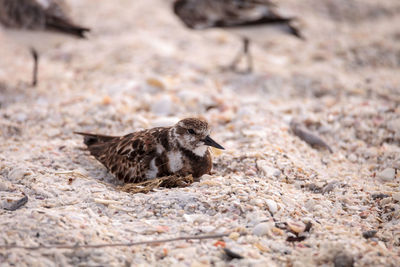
[188,129,195,135]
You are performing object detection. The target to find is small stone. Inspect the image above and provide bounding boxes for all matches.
[265,199,278,214]
[199,225,215,233]
[362,230,377,239]
[348,154,357,163]
[15,113,27,122]
[305,199,316,211]
[359,210,369,219]
[146,78,165,90]
[228,232,240,241]
[7,167,31,182]
[2,195,28,211]
[0,180,13,191]
[322,181,337,194]
[307,183,322,193]
[102,95,112,105]
[253,222,273,236]
[287,221,306,234]
[392,192,400,202]
[256,160,280,178]
[387,118,400,133]
[272,169,281,178]
[334,252,354,267]
[223,248,244,260]
[183,214,207,224]
[251,198,264,207]
[377,168,396,182]
[371,193,389,200]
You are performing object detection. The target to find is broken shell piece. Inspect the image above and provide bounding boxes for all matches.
[290,120,333,153]
[287,221,306,234]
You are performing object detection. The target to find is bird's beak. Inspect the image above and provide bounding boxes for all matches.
[203,135,224,150]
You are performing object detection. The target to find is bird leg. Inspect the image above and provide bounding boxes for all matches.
[222,37,253,73]
[226,41,244,71]
[30,48,39,86]
[243,38,253,73]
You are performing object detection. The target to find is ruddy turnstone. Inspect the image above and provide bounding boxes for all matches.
[75,118,224,184]
[0,0,90,86]
[173,0,302,72]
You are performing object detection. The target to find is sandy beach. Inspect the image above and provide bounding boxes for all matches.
[0,0,399,265]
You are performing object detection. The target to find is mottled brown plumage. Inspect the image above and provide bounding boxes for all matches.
[75,118,224,184]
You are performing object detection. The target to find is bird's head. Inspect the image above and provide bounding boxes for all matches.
[171,118,224,156]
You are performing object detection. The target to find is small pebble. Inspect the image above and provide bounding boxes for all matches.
[228,232,240,241]
[251,198,264,207]
[305,199,316,211]
[253,222,273,236]
[362,230,377,239]
[348,154,357,163]
[223,248,244,260]
[392,192,400,202]
[3,195,28,211]
[7,167,31,182]
[387,118,400,133]
[265,199,278,214]
[377,168,395,182]
[334,252,354,267]
[371,193,389,200]
[256,161,281,178]
[287,221,306,234]
[322,181,337,194]
[0,180,13,191]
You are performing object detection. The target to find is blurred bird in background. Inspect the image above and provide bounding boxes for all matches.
[0,0,89,86]
[173,0,303,73]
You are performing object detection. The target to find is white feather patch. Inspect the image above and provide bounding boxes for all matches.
[146,158,158,179]
[156,144,164,154]
[167,151,183,173]
[193,145,208,157]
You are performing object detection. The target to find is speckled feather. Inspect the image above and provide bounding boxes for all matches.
[76,118,222,184]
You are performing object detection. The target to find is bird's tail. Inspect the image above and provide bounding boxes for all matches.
[74,132,117,146]
[287,18,304,40]
[46,16,90,38]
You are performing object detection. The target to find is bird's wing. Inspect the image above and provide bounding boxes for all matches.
[43,0,89,37]
[77,128,165,183]
[0,0,89,37]
[174,0,284,29]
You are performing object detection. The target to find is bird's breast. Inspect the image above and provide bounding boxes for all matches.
[167,151,184,173]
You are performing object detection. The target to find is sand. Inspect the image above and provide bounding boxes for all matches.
[0,0,399,266]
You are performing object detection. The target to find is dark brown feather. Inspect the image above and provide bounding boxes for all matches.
[76,130,161,183]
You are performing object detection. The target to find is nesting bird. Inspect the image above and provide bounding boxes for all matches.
[0,0,89,86]
[75,118,225,184]
[173,0,302,72]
